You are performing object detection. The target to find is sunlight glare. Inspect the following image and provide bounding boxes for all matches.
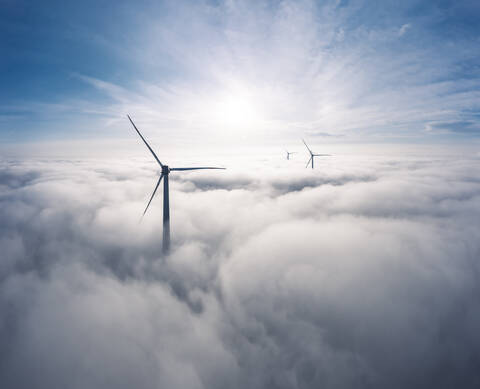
[215,94,258,129]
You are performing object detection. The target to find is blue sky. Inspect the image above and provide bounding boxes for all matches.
[1,0,479,147]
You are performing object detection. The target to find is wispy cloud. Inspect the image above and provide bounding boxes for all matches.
[1,0,479,146]
[398,23,411,36]
[425,120,480,134]
[75,0,480,143]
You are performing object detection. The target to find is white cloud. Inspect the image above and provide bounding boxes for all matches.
[398,23,411,36]
[1,153,480,387]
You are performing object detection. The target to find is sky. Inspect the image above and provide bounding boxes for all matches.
[1,0,480,152]
[2,2,480,388]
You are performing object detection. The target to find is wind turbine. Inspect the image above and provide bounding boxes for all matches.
[128,115,225,254]
[302,139,331,169]
[285,150,297,160]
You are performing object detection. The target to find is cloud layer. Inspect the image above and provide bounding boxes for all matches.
[1,154,480,388]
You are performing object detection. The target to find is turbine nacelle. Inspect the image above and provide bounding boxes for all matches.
[162,165,170,175]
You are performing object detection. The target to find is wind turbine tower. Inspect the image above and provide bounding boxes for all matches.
[128,115,225,254]
[302,139,331,169]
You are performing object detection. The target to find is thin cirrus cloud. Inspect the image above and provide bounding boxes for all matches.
[398,23,411,36]
[1,0,479,145]
[79,0,480,142]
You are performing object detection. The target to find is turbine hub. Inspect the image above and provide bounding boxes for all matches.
[162,165,170,175]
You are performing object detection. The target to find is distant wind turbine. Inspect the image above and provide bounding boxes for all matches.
[285,150,297,160]
[302,139,331,169]
[128,115,225,254]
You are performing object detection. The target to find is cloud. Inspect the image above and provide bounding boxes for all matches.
[87,0,478,142]
[310,131,345,138]
[3,0,480,144]
[398,23,411,36]
[1,154,480,388]
[426,120,480,134]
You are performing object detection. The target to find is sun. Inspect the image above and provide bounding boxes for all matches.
[215,94,258,129]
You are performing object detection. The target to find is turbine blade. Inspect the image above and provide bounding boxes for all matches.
[170,167,226,171]
[127,115,163,167]
[302,139,313,155]
[305,156,312,168]
[142,174,163,218]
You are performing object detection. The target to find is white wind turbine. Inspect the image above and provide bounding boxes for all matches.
[128,115,225,254]
[302,139,331,169]
[285,150,297,160]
